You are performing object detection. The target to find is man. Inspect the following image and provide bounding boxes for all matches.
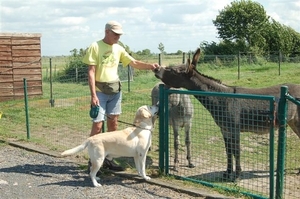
[82,20,159,171]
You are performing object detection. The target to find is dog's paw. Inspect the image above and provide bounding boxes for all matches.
[93,183,102,187]
[144,176,151,181]
[91,177,102,187]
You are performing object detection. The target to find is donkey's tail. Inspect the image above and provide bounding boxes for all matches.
[61,140,89,156]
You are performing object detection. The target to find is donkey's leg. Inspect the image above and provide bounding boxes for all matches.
[232,132,241,180]
[185,121,195,168]
[287,106,300,173]
[287,105,300,138]
[173,123,180,171]
[222,133,233,180]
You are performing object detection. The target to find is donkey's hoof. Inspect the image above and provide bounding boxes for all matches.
[233,173,241,182]
[233,176,241,182]
[173,166,179,172]
[222,172,231,181]
[188,163,195,168]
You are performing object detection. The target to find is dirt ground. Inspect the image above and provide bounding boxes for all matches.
[0,140,235,199]
[3,130,300,199]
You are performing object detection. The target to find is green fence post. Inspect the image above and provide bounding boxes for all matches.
[49,58,55,107]
[164,88,169,174]
[23,78,30,139]
[276,86,288,199]
[158,53,162,66]
[269,97,276,199]
[158,84,165,173]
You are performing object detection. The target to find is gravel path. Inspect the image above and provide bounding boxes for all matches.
[0,144,230,199]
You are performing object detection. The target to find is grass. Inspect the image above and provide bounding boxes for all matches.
[1,61,300,198]
[200,62,300,87]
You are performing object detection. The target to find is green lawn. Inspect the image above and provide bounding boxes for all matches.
[1,61,299,198]
[1,62,299,149]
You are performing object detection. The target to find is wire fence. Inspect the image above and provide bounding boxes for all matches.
[158,87,300,199]
[1,52,300,198]
[40,51,300,87]
[179,98,273,198]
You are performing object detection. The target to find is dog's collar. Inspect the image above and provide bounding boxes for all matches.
[138,126,153,132]
[99,111,154,131]
[133,123,153,132]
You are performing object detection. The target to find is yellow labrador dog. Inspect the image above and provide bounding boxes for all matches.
[61,105,159,187]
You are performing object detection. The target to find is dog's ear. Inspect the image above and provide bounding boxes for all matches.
[133,109,142,124]
[140,108,151,118]
[134,108,151,124]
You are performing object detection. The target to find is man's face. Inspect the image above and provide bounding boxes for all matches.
[106,30,121,44]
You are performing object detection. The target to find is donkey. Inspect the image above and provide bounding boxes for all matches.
[153,48,300,180]
[151,82,194,171]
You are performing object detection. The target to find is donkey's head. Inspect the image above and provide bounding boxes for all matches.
[153,48,201,89]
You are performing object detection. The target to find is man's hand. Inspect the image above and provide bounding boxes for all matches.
[151,63,160,71]
[91,95,99,107]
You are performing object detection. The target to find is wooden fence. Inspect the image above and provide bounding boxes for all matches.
[0,33,42,102]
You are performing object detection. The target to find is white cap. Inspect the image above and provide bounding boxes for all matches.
[105,21,124,35]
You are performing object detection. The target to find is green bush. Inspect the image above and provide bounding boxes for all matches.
[57,58,88,83]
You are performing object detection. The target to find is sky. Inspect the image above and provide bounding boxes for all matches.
[0,0,299,56]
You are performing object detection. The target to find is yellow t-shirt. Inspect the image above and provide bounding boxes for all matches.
[82,40,134,82]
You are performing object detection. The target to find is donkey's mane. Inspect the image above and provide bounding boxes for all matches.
[193,68,223,85]
[196,70,239,91]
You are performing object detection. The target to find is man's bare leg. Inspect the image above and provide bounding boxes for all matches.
[90,121,103,136]
[107,115,119,132]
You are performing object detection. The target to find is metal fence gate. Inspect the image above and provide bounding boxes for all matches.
[158,85,300,199]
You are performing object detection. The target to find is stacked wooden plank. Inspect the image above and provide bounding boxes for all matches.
[0,33,42,102]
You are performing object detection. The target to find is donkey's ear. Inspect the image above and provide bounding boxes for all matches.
[185,58,192,73]
[186,58,196,75]
[186,58,190,67]
[191,48,201,68]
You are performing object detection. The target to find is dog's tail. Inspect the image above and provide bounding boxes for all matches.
[61,140,89,156]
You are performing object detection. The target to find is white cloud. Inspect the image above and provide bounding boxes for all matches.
[261,0,300,29]
[50,17,86,26]
[0,0,299,55]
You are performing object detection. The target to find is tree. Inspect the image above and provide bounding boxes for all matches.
[158,42,165,54]
[79,48,86,56]
[141,49,151,55]
[70,48,78,57]
[136,49,151,55]
[213,0,269,52]
[70,48,86,57]
[176,50,183,55]
[290,29,300,54]
[200,40,247,55]
[262,19,300,57]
